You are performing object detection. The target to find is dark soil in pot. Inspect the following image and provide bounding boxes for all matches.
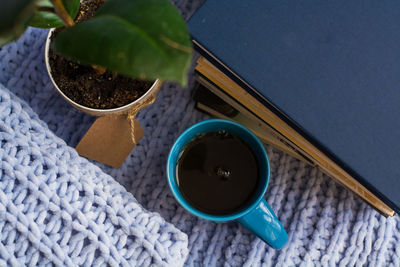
[48,0,153,109]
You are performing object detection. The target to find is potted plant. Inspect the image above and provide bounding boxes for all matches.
[1,0,192,166]
[1,0,192,117]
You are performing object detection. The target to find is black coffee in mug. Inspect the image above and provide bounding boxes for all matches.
[176,131,259,215]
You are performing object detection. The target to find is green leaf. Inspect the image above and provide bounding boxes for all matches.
[0,0,36,45]
[53,0,192,86]
[29,0,80,28]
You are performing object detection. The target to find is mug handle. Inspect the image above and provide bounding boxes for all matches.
[237,199,288,249]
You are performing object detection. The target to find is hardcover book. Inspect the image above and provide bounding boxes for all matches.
[188,1,400,216]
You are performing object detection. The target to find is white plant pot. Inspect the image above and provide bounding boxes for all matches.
[45,29,162,117]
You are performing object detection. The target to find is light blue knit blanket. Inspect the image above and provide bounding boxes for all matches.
[0,82,188,266]
[1,1,400,266]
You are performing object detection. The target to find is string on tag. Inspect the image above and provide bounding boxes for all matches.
[126,94,157,144]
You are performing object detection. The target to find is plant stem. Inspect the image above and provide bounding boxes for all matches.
[92,64,107,75]
[50,0,108,74]
[51,0,75,27]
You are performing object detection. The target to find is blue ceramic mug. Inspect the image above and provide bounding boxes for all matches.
[167,119,288,249]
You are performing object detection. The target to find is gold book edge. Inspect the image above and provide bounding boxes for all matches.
[195,56,394,217]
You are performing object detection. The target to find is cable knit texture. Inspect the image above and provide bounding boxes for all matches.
[1,0,400,266]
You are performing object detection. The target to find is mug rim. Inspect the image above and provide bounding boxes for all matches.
[166,119,270,222]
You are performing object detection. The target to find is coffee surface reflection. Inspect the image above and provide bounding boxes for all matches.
[176,131,259,215]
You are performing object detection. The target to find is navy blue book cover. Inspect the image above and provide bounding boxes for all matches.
[188,1,400,213]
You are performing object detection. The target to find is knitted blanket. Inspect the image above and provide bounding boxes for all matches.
[0,83,188,266]
[1,0,399,266]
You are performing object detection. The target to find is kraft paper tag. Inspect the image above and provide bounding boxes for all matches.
[76,116,144,168]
